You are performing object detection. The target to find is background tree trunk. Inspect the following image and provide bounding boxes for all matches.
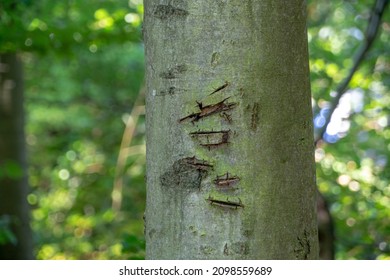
[0,53,33,259]
[317,191,335,259]
[144,0,319,259]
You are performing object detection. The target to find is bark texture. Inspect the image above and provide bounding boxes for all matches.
[144,0,318,259]
[0,53,33,259]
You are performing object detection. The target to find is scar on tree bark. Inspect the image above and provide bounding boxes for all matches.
[214,172,240,189]
[179,97,236,123]
[209,81,229,96]
[189,130,230,150]
[182,156,214,171]
[206,196,244,209]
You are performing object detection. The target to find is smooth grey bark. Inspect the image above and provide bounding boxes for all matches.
[0,53,33,259]
[144,0,318,259]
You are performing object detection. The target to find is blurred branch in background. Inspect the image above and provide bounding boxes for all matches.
[314,0,389,145]
[112,85,145,214]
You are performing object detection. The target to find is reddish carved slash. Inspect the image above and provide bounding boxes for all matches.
[179,97,236,123]
[214,172,240,189]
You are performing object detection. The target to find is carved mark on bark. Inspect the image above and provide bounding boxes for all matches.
[153,4,189,20]
[294,229,311,259]
[206,196,244,209]
[183,156,214,171]
[160,157,212,192]
[190,130,230,150]
[179,97,237,123]
[214,172,240,190]
[209,81,229,96]
[160,64,187,79]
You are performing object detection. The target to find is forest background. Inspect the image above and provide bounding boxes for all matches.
[0,0,389,259]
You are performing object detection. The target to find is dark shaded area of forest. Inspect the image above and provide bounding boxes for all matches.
[0,0,389,259]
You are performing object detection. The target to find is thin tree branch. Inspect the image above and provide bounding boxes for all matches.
[314,0,389,146]
[111,85,145,214]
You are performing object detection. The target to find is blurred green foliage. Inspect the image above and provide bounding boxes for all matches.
[0,160,24,180]
[25,44,145,260]
[1,0,145,259]
[0,0,389,259]
[308,0,390,259]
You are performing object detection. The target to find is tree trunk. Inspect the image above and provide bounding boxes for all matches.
[144,0,319,259]
[317,191,335,259]
[0,53,33,259]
